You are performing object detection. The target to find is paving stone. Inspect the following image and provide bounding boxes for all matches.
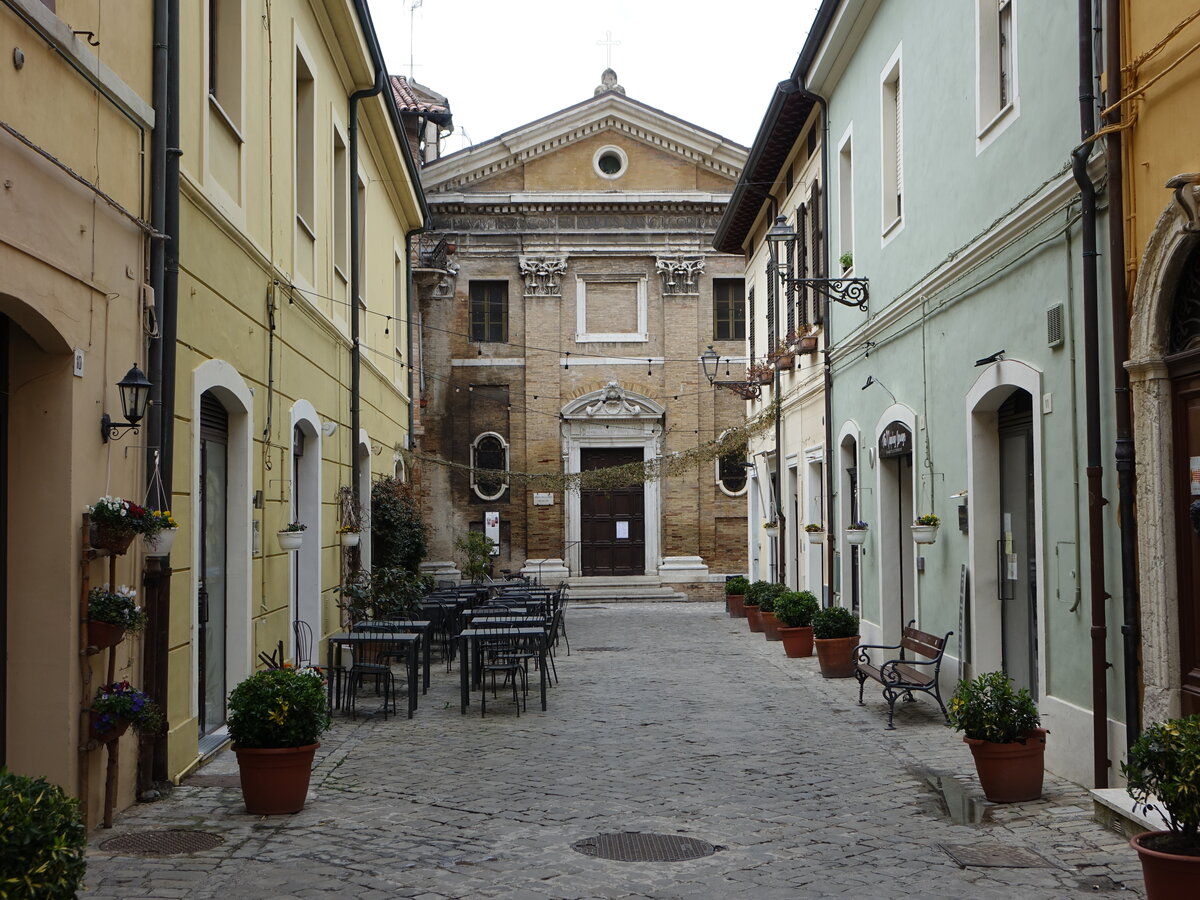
[81,602,1145,897]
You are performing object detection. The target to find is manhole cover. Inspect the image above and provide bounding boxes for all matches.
[184,774,241,788]
[576,646,627,652]
[100,830,224,856]
[572,832,716,862]
[940,843,1050,868]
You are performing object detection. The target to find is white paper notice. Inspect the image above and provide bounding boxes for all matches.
[615,521,629,540]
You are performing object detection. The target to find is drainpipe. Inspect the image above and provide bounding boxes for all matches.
[812,91,836,610]
[1104,0,1141,750]
[1073,0,1109,789]
[405,226,425,450]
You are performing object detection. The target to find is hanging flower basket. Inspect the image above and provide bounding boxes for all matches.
[89,524,136,555]
[87,620,126,651]
[912,525,939,544]
[340,531,361,549]
[88,711,129,743]
[846,529,868,546]
[278,530,304,551]
[144,527,178,557]
[807,530,824,545]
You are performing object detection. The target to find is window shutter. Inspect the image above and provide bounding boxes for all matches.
[797,203,809,328]
[894,75,903,215]
[748,286,756,363]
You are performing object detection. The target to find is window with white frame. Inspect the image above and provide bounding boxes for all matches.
[716,442,748,496]
[575,274,647,342]
[294,49,315,235]
[837,130,854,270]
[881,50,903,235]
[977,0,1017,137]
[209,0,243,127]
[356,177,367,311]
[471,432,508,500]
[333,130,348,285]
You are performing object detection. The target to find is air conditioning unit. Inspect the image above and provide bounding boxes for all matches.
[1046,303,1064,348]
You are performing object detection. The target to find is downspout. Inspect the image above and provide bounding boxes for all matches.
[1072,0,1110,789]
[140,0,169,793]
[347,65,386,518]
[405,226,425,450]
[1104,0,1141,749]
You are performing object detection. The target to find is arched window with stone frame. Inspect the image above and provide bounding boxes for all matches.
[471,432,509,500]
[715,436,749,497]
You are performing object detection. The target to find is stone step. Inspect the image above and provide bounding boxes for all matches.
[1091,788,1168,840]
[565,576,692,603]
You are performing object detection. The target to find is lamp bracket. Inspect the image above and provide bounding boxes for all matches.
[712,381,762,401]
[101,413,140,443]
[783,276,870,311]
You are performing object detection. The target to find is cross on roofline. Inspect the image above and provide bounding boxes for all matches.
[597,30,621,68]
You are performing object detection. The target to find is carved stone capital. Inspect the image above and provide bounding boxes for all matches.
[656,255,705,295]
[519,255,567,297]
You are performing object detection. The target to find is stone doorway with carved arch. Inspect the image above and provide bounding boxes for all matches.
[561,382,664,577]
[1129,193,1200,723]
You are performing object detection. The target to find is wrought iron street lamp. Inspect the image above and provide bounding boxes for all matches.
[101,363,153,442]
[765,215,870,311]
[699,345,761,400]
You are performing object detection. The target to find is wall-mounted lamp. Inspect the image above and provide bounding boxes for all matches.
[861,375,897,403]
[100,363,152,442]
[974,349,1006,367]
[700,345,762,400]
[765,215,870,311]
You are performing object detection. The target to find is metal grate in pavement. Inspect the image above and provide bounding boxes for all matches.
[575,646,627,652]
[100,830,224,856]
[939,843,1050,868]
[571,832,716,862]
[184,774,241,788]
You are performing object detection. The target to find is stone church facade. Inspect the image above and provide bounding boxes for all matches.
[413,71,750,591]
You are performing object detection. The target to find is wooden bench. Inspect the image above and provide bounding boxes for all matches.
[853,622,954,730]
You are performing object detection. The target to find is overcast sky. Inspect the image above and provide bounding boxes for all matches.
[368,0,821,152]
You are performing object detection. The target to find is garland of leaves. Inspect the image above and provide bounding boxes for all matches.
[402,398,779,493]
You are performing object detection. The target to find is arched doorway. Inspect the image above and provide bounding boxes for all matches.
[197,392,229,743]
[289,407,321,654]
[877,419,915,637]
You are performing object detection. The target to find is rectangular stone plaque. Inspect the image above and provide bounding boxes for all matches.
[533,493,555,506]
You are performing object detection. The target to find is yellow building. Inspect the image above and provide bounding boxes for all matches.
[1122,5,1200,726]
[159,0,425,778]
[0,0,155,825]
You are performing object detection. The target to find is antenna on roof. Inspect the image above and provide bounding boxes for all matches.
[409,0,423,80]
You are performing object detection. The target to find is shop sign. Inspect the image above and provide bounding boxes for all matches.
[879,421,913,458]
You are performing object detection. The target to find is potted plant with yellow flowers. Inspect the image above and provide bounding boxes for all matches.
[142,508,178,556]
[227,665,331,815]
[277,521,306,552]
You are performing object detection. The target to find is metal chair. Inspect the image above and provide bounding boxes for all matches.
[346,638,398,719]
[479,623,526,717]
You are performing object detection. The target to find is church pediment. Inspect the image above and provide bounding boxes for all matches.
[562,381,666,420]
[421,88,746,195]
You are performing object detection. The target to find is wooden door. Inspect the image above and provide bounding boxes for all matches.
[1172,367,1200,715]
[580,448,645,576]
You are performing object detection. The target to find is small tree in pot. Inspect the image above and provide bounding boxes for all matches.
[1122,714,1200,896]
[227,666,332,815]
[775,591,820,657]
[758,583,789,641]
[743,580,772,633]
[811,606,860,677]
[724,576,749,618]
[947,671,1046,802]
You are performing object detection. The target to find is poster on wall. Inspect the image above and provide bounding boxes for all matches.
[484,511,500,555]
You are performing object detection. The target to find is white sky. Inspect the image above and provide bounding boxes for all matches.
[368,0,822,152]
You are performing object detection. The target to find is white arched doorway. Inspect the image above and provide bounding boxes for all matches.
[873,404,919,640]
[290,401,322,655]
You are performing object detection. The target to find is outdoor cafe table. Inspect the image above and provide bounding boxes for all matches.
[354,620,432,692]
[326,631,420,718]
[457,627,548,714]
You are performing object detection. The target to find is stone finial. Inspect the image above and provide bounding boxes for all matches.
[595,68,625,96]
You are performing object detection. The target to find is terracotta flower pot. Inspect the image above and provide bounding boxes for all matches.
[234,743,319,815]
[89,523,136,555]
[87,620,126,651]
[779,625,814,658]
[814,635,859,677]
[89,711,130,743]
[727,594,746,618]
[1131,831,1200,899]
[963,728,1048,802]
[745,605,764,633]
[760,611,782,641]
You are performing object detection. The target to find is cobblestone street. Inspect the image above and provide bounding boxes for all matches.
[82,602,1143,898]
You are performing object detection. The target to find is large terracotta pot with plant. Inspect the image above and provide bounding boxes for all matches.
[228,666,331,815]
[775,590,819,658]
[724,576,749,619]
[758,584,786,640]
[743,581,771,633]
[1123,714,1200,898]
[812,606,860,677]
[948,671,1046,802]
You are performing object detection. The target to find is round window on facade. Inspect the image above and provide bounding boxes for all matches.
[472,433,508,501]
[593,145,628,180]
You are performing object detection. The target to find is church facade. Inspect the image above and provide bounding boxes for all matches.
[413,71,750,591]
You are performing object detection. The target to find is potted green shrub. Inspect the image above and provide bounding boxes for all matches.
[758,583,789,641]
[227,666,332,815]
[743,580,771,633]
[811,606,860,677]
[724,576,749,618]
[947,671,1046,802]
[1123,714,1200,896]
[87,583,147,650]
[90,681,163,743]
[775,590,820,658]
[0,768,86,898]
[912,513,940,545]
[277,521,306,551]
[454,531,496,583]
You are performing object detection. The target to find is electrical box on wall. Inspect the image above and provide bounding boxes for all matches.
[958,502,968,534]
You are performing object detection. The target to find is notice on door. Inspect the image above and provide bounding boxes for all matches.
[1191,457,1200,495]
[615,521,629,540]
